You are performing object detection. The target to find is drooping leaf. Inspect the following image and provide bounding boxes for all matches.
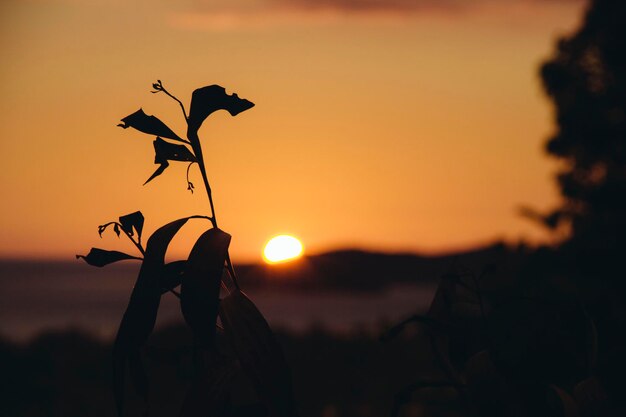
[118,108,184,142]
[187,85,254,137]
[113,223,120,237]
[76,248,141,267]
[113,217,192,417]
[154,137,196,162]
[119,211,144,239]
[219,289,296,417]
[181,228,231,348]
[144,137,197,185]
[144,160,169,185]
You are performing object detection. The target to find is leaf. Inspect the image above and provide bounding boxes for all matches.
[112,217,191,417]
[144,137,197,185]
[117,108,184,142]
[187,85,254,137]
[160,260,186,294]
[76,248,141,267]
[219,289,296,417]
[144,160,169,185]
[119,211,144,239]
[181,228,231,348]
[113,223,120,237]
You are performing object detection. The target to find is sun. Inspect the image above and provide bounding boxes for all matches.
[263,235,304,264]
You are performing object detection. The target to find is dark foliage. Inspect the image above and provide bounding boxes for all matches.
[537,0,626,282]
[0,327,431,417]
[382,265,626,417]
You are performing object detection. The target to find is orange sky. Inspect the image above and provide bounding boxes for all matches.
[0,0,587,262]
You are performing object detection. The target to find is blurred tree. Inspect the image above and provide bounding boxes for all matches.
[539,0,626,282]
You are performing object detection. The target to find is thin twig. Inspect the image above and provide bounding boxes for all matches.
[152,80,188,121]
[186,162,196,193]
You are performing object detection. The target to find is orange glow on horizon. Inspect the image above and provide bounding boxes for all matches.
[0,0,586,261]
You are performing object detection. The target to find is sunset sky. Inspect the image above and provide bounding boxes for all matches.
[0,0,587,262]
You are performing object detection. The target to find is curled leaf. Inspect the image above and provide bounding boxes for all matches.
[76,248,141,267]
[118,109,184,142]
[181,228,231,349]
[219,289,296,417]
[119,211,144,239]
[187,85,254,137]
[144,137,197,185]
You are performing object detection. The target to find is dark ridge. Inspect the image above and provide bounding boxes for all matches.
[236,242,530,292]
[0,242,530,293]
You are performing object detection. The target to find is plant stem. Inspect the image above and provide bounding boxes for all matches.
[187,131,240,289]
[187,132,218,226]
[155,81,188,121]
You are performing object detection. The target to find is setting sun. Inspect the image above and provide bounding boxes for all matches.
[263,235,304,264]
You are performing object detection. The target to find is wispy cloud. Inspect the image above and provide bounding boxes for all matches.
[167,0,585,31]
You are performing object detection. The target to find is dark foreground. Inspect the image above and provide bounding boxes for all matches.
[0,325,455,417]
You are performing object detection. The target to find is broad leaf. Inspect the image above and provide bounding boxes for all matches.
[118,108,183,142]
[219,289,296,417]
[76,248,141,267]
[144,137,197,185]
[181,228,231,348]
[187,85,254,137]
[119,211,144,239]
[113,217,191,417]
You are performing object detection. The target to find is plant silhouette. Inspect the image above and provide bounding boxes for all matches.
[78,82,295,417]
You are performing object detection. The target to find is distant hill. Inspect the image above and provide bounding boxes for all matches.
[0,242,530,293]
[236,242,529,292]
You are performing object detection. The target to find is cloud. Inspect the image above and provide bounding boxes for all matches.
[269,0,466,13]
[167,0,585,31]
